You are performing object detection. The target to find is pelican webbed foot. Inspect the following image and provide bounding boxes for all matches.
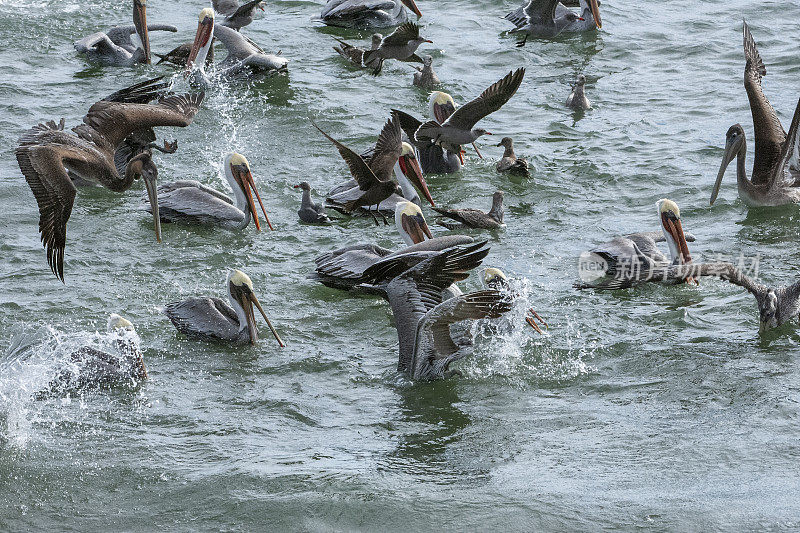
[525,308,548,334]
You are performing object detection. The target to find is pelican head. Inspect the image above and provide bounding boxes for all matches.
[483,267,509,290]
[395,201,432,246]
[656,199,692,265]
[400,0,422,18]
[106,313,147,380]
[107,314,135,332]
[758,290,780,333]
[398,142,434,207]
[226,270,284,346]
[224,152,273,231]
[133,0,150,64]
[429,91,456,124]
[187,8,215,71]
[127,151,161,243]
[710,124,746,205]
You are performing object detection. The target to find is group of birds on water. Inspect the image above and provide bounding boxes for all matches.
[11,0,800,393]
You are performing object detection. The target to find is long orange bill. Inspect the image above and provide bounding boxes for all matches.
[251,293,285,347]
[398,155,434,207]
[401,0,422,17]
[186,17,213,72]
[401,212,433,244]
[133,0,150,64]
[589,0,602,28]
[245,167,273,231]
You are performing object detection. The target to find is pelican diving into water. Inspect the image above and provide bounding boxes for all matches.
[577,199,698,290]
[186,8,288,85]
[710,21,800,207]
[360,242,511,379]
[415,69,525,161]
[318,0,422,29]
[145,153,273,231]
[74,0,177,66]
[482,267,548,334]
[15,78,204,281]
[505,0,601,47]
[165,270,285,346]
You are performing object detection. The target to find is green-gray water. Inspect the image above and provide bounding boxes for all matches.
[2,0,800,530]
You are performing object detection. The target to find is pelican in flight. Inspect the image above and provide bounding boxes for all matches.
[360,242,511,379]
[505,0,601,46]
[47,314,147,394]
[165,270,285,346]
[15,78,204,281]
[145,153,273,231]
[710,22,800,207]
[318,0,422,29]
[313,201,472,292]
[577,199,698,290]
[213,0,265,31]
[415,69,525,161]
[186,8,287,85]
[74,0,177,66]
[326,140,433,218]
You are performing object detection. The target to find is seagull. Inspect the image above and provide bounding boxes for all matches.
[333,34,383,66]
[213,0,265,31]
[362,22,432,75]
[413,55,440,90]
[295,182,331,224]
[433,191,505,229]
[566,74,591,110]
[165,270,285,346]
[415,68,525,160]
[359,242,511,379]
[74,0,177,66]
[495,137,530,176]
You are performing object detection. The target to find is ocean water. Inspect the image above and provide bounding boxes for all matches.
[1,0,800,530]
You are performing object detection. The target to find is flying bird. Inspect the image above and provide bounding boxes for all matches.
[362,22,432,75]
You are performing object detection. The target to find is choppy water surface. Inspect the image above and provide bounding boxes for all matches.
[2,0,800,530]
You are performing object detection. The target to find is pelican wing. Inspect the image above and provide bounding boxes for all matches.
[742,21,785,184]
[214,24,264,61]
[772,97,800,187]
[79,89,204,152]
[322,0,397,18]
[312,121,385,191]
[368,115,403,181]
[413,290,511,379]
[381,22,420,46]
[444,68,525,131]
[164,297,240,341]
[74,32,121,55]
[106,24,178,48]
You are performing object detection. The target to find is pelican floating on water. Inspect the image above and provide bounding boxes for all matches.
[710,22,800,207]
[186,8,288,85]
[360,242,510,379]
[318,0,422,29]
[505,0,601,46]
[577,199,698,290]
[15,78,204,281]
[415,69,525,160]
[145,153,273,231]
[74,0,177,66]
[165,270,285,346]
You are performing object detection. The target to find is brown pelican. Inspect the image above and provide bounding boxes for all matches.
[710,22,800,207]
[318,0,422,29]
[213,0,265,31]
[412,55,439,90]
[313,201,473,292]
[14,78,204,281]
[47,314,148,394]
[186,8,288,85]
[495,137,530,176]
[361,242,511,379]
[362,22,432,75]
[326,140,433,218]
[505,0,600,47]
[312,116,405,225]
[482,267,548,333]
[577,199,698,290]
[433,191,505,229]
[566,74,591,110]
[145,153,273,231]
[165,270,285,346]
[415,69,525,159]
[333,34,383,67]
[74,0,177,66]
[295,182,331,224]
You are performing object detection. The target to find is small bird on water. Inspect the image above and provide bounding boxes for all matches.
[566,74,591,110]
[295,182,331,224]
[413,55,440,89]
[495,137,530,177]
[433,191,505,229]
